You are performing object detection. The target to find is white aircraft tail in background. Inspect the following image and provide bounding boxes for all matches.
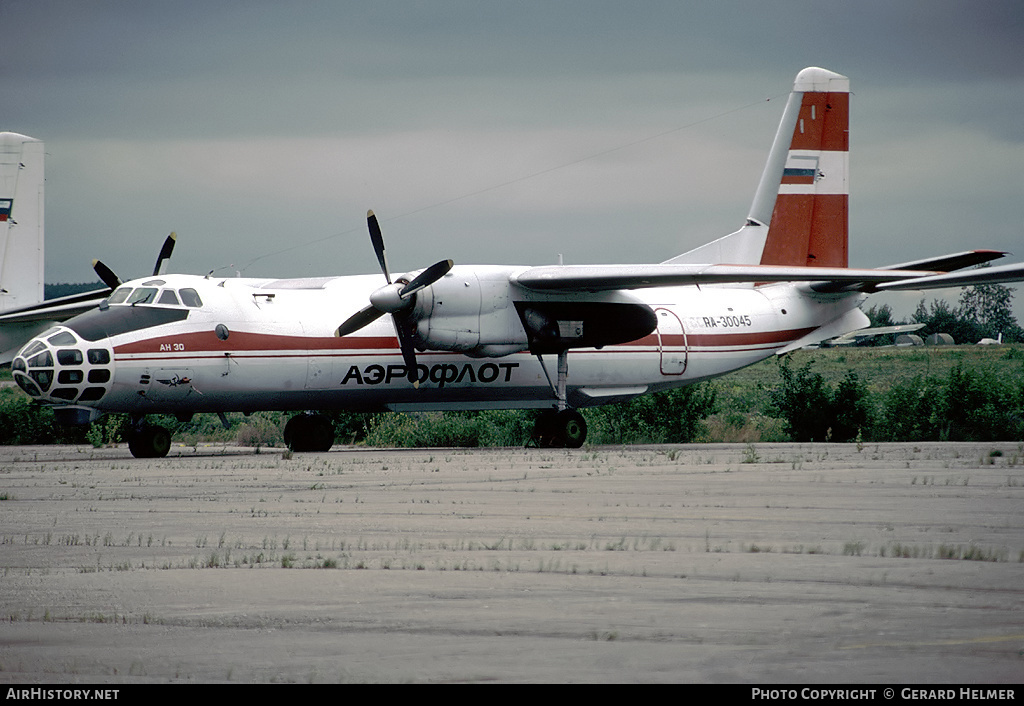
[0,131,45,312]
[0,132,51,363]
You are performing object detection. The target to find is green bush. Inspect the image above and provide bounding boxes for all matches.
[584,383,717,444]
[234,412,284,447]
[938,364,1024,441]
[770,359,872,442]
[0,388,89,445]
[364,410,534,448]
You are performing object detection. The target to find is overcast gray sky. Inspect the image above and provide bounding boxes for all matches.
[3,1,1022,318]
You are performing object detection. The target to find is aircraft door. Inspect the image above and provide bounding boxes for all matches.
[656,308,687,376]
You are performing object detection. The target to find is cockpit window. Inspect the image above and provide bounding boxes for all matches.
[48,331,77,347]
[126,288,157,305]
[158,289,180,306]
[107,287,132,305]
[21,341,45,358]
[178,288,203,307]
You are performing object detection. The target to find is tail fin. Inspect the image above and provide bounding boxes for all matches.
[667,67,850,267]
[758,67,849,267]
[0,132,45,311]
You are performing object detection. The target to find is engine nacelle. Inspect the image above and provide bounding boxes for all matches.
[410,265,658,357]
[412,266,528,357]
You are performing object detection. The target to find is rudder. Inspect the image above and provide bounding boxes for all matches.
[758,68,850,268]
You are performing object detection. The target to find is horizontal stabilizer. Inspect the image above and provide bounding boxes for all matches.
[827,323,925,345]
[879,250,1006,273]
[876,261,1024,292]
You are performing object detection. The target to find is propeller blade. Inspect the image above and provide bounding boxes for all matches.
[400,259,454,299]
[367,210,391,284]
[393,313,420,386]
[152,232,177,276]
[357,208,452,387]
[92,259,122,290]
[335,304,386,337]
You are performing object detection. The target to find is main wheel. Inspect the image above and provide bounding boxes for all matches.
[305,416,335,452]
[531,409,587,448]
[127,425,171,458]
[532,410,560,448]
[557,409,587,448]
[285,414,335,452]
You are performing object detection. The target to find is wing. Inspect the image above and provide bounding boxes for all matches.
[511,263,934,292]
[0,289,108,364]
[0,289,108,325]
[511,251,1023,294]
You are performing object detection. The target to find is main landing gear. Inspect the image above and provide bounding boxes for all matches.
[532,408,587,448]
[529,350,587,448]
[126,420,172,459]
[284,413,335,452]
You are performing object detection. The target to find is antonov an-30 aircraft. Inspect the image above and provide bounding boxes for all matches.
[5,68,1024,458]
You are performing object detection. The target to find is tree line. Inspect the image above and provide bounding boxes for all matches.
[866,276,1022,344]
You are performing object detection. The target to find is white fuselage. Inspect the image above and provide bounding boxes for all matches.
[12,269,863,417]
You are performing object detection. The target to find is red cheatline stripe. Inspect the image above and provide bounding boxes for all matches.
[114,330,397,355]
[115,327,814,358]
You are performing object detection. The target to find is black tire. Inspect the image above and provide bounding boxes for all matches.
[285,414,334,452]
[532,410,560,448]
[149,426,171,457]
[283,416,302,449]
[557,409,587,448]
[128,426,171,459]
[531,409,587,448]
[306,416,335,452]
